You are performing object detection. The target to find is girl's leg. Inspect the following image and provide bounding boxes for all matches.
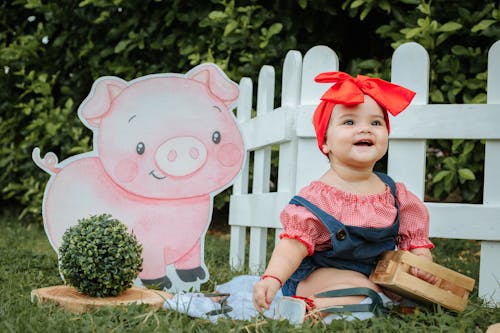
[296,267,381,310]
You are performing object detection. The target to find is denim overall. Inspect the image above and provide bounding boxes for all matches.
[282,172,400,296]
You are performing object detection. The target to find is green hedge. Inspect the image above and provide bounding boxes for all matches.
[1,0,498,223]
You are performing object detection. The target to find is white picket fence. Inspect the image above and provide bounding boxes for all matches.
[228,42,500,306]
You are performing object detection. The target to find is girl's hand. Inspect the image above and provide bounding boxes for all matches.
[409,248,440,285]
[252,276,282,312]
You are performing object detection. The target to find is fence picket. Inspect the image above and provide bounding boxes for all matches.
[389,42,429,199]
[294,46,338,191]
[272,50,304,245]
[248,66,275,274]
[229,77,253,270]
[300,45,338,105]
[479,40,500,303]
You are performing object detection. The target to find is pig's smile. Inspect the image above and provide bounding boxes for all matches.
[149,170,166,180]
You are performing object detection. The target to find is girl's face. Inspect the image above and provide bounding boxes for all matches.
[322,95,389,169]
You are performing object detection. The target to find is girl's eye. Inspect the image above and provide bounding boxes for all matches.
[372,120,382,126]
[136,142,145,155]
[212,131,221,144]
[344,120,354,125]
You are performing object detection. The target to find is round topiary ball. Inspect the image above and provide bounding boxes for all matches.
[59,214,143,297]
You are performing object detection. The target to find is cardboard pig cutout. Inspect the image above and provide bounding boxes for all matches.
[33,64,245,292]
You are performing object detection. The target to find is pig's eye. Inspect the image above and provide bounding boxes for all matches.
[212,131,221,144]
[136,142,146,155]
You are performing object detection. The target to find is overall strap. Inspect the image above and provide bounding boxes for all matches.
[289,195,342,234]
[374,171,397,198]
[374,171,400,226]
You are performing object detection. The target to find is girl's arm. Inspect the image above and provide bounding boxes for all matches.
[252,238,308,312]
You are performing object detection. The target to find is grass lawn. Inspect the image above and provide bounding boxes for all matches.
[0,211,498,332]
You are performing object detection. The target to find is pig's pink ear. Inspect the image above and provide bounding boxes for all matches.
[188,64,239,109]
[78,77,128,127]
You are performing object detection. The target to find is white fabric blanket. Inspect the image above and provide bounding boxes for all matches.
[163,275,393,323]
[164,275,279,321]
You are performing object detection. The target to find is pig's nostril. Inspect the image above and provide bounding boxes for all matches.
[167,150,177,162]
[189,147,199,160]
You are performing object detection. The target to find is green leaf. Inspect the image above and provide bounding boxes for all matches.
[418,3,431,15]
[378,0,390,12]
[433,182,444,199]
[94,11,110,24]
[208,10,227,20]
[432,170,451,184]
[417,18,429,28]
[375,24,392,34]
[24,0,43,9]
[436,33,448,46]
[443,157,457,169]
[451,139,464,153]
[494,8,500,20]
[438,22,462,32]
[360,6,371,20]
[471,19,496,33]
[465,79,483,90]
[114,40,131,53]
[268,23,283,36]
[444,171,456,191]
[458,168,475,183]
[462,141,475,156]
[350,0,366,9]
[404,27,421,39]
[468,93,487,104]
[224,20,238,36]
[430,89,444,103]
[451,45,470,56]
[356,59,382,69]
[78,0,92,7]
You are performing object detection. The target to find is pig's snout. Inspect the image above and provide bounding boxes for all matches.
[155,137,207,177]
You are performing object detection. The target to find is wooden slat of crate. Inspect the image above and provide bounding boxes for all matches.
[31,285,172,313]
[369,251,475,312]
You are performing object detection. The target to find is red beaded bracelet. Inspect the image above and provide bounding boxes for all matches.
[261,274,283,288]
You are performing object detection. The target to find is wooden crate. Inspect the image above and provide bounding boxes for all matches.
[369,251,475,312]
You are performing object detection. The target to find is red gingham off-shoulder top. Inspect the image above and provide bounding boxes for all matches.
[280,181,434,256]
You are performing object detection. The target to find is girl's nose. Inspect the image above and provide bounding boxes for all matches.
[358,123,372,133]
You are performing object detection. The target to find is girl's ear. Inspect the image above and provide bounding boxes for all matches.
[322,144,330,154]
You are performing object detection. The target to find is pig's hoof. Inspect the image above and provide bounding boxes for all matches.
[176,267,206,282]
[141,276,172,290]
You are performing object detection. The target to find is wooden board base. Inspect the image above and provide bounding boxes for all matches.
[369,251,475,312]
[487,323,500,333]
[31,285,172,313]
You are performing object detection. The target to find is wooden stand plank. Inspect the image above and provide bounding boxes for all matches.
[31,285,172,313]
[369,251,475,312]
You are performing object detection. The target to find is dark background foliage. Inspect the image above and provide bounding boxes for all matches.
[1,0,499,224]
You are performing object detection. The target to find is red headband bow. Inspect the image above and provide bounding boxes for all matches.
[312,71,416,155]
